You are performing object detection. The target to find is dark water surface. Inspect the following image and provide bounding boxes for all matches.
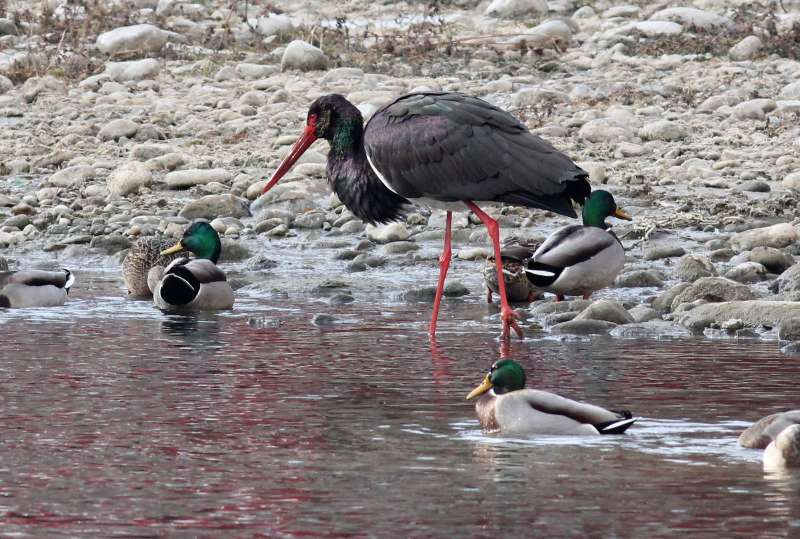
[1,268,799,538]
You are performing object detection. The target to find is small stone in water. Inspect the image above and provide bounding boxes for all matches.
[311,314,337,326]
[443,282,469,297]
[247,316,282,328]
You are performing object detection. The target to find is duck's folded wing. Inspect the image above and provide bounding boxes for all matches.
[0,270,69,288]
[179,259,227,283]
[533,226,617,269]
[520,390,627,425]
[739,410,800,449]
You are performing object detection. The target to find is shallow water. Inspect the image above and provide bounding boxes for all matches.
[1,266,799,538]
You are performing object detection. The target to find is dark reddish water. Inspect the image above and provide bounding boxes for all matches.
[1,269,799,538]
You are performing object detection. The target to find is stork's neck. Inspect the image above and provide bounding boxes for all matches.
[327,144,408,226]
[330,118,362,158]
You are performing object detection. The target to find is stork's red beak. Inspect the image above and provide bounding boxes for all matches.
[262,119,318,194]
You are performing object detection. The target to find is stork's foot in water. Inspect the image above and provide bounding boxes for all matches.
[501,306,524,340]
[487,289,493,304]
[582,293,592,300]
[555,294,565,302]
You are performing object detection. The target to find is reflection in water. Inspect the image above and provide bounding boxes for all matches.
[0,272,798,536]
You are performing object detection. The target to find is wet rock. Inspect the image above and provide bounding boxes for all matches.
[531,299,591,315]
[89,233,131,254]
[219,240,251,262]
[781,341,800,355]
[165,169,231,189]
[402,287,437,302]
[311,314,337,326]
[312,279,349,294]
[615,269,664,288]
[96,24,168,55]
[346,261,367,272]
[638,120,687,141]
[366,222,409,243]
[771,264,800,294]
[644,245,686,260]
[629,305,659,323]
[679,301,800,332]
[730,223,798,251]
[444,282,469,297]
[574,299,634,325]
[99,119,139,141]
[281,40,328,71]
[779,319,800,341]
[244,254,277,270]
[340,220,364,234]
[107,161,152,196]
[724,262,767,284]
[748,247,794,274]
[329,293,355,305]
[674,254,717,281]
[383,241,419,254]
[265,224,288,237]
[671,277,757,311]
[254,218,284,234]
[709,248,736,262]
[721,318,745,332]
[733,99,775,120]
[295,210,326,229]
[729,35,762,60]
[104,59,160,81]
[484,0,546,18]
[544,311,578,325]
[550,319,617,335]
[179,194,250,220]
[653,282,691,313]
[49,165,96,187]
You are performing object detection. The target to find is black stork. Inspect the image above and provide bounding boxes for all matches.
[261,92,591,339]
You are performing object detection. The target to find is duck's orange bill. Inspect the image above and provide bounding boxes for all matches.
[466,374,493,400]
[262,122,318,195]
[614,208,632,220]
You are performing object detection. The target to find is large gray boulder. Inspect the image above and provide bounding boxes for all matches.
[679,301,800,332]
[96,24,168,55]
[671,277,757,311]
[107,161,152,196]
[674,254,717,281]
[281,40,328,72]
[730,223,798,251]
[574,299,635,325]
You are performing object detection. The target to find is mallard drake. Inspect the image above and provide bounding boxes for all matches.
[483,236,543,303]
[525,190,631,301]
[466,359,637,436]
[122,238,183,297]
[149,221,234,311]
[0,266,74,308]
[739,411,800,471]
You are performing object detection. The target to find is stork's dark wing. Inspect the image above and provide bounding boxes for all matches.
[364,92,590,217]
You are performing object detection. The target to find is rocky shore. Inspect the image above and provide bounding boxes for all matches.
[0,0,799,348]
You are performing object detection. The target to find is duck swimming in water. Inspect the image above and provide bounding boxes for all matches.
[466,359,637,436]
[0,259,74,308]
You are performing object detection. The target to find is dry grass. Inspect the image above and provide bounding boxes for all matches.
[627,4,800,59]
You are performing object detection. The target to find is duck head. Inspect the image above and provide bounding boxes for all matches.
[466,359,526,400]
[262,94,363,196]
[582,190,631,229]
[161,221,222,263]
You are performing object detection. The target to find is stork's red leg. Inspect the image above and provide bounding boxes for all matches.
[555,294,565,302]
[429,211,452,337]
[464,201,523,339]
[582,293,591,300]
